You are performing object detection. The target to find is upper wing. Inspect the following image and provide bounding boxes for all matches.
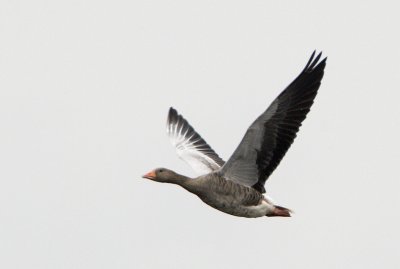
[221,51,327,193]
[167,107,225,175]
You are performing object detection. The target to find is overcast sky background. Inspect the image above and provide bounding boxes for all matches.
[1,1,400,268]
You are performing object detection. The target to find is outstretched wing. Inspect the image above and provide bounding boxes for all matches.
[221,51,327,193]
[167,107,225,175]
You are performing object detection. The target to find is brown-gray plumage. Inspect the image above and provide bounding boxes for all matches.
[143,52,326,218]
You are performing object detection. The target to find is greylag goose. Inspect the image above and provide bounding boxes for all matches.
[143,51,326,218]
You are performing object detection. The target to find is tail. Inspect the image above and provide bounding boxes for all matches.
[266,205,292,217]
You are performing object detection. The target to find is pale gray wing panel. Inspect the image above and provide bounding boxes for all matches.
[220,101,278,186]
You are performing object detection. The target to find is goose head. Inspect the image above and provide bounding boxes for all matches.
[142,168,182,183]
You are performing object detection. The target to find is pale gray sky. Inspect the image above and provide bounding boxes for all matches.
[1,1,399,268]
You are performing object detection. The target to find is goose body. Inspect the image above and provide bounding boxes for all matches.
[186,173,272,218]
[142,52,326,218]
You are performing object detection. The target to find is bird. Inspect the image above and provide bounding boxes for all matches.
[142,51,326,218]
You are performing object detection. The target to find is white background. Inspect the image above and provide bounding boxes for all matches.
[1,1,399,268]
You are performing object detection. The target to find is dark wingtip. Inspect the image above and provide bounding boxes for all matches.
[169,107,177,115]
[167,107,179,125]
[303,50,326,73]
[303,50,316,71]
[310,52,322,68]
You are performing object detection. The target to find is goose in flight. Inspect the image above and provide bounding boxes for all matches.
[142,51,326,218]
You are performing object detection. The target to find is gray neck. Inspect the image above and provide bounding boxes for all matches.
[168,173,198,194]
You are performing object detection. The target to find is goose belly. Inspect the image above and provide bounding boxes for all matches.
[199,196,271,218]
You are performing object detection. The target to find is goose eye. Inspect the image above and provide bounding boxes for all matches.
[159,169,164,173]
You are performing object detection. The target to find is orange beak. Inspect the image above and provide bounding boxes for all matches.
[142,170,156,180]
